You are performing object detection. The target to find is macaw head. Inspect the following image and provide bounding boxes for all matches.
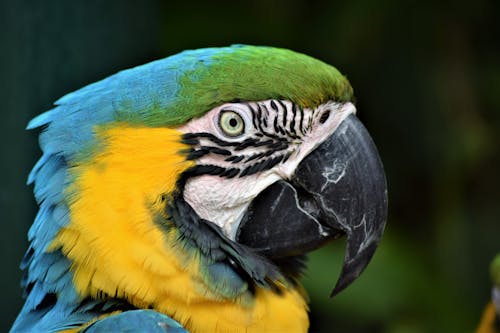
[22,45,387,331]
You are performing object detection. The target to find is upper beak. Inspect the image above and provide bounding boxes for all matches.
[236,114,388,296]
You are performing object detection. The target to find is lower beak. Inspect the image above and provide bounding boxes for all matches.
[236,114,388,296]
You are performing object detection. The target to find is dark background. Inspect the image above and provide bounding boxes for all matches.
[1,1,499,332]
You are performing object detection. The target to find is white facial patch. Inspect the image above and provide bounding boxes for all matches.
[178,100,356,239]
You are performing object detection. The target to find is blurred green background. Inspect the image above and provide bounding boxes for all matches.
[1,1,499,332]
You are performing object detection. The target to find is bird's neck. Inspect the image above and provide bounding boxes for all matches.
[48,124,309,332]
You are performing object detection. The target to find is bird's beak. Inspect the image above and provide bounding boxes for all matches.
[236,114,388,296]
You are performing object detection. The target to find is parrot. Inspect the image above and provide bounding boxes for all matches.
[10,45,388,333]
[477,254,500,333]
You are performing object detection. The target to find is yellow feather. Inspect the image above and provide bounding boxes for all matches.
[50,124,309,332]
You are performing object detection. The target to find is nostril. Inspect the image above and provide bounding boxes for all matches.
[319,109,331,124]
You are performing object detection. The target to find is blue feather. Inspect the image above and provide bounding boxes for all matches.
[11,47,236,332]
[27,153,50,185]
[83,310,187,333]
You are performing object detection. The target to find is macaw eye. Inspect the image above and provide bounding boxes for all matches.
[219,110,245,137]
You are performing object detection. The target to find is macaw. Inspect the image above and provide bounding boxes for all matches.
[477,255,500,333]
[11,45,387,333]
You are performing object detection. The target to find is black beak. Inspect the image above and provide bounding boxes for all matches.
[236,114,388,296]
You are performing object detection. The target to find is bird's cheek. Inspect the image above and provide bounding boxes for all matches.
[182,172,280,239]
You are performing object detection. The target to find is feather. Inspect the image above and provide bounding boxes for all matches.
[13,45,351,332]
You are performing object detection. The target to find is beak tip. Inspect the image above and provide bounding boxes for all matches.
[329,267,359,298]
[329,262,368,298]
[329,283,345,298]
[328,261,368,298]
[329,230,385,298]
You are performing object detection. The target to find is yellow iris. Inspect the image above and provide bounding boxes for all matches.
[219,111,245,137]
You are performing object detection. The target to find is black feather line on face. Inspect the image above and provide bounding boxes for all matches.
[225,155,245,163]
[239,155,284,177]
[245,152,266,162]
[180,131,291,179]
[186,146,232,160]
[277,100,288,129]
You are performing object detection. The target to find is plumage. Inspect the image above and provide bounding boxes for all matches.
[12,45,386,333]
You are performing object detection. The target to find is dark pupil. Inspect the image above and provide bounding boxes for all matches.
[229,117,238,127]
